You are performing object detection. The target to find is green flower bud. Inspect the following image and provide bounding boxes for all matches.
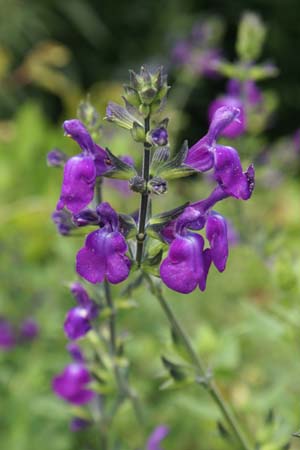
[236,12,266,62]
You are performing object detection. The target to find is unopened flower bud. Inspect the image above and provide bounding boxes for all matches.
[139,86,158,105]
[129,176,146,193]
[149,127,168,146]
[123,85,141,107]
[236,12,266,62]
[77,99,99,128]
[148,177,168,195]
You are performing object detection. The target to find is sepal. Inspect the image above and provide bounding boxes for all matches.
[105,102,142,130]
[103,148,137,180]
[130,121,146,142]
[141,242,164,276]
[155,141,197,180]
[123,85,141,108]
[150,146,170,174]
[146,202,189,241]
[118,213,138,239]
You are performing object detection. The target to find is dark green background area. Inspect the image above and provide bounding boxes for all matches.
[2,0,300,135]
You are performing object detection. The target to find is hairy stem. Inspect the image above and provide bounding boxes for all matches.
[136,115,151,266]
[146,276,253,450]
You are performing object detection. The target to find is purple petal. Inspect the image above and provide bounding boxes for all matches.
[64,307,92,340]
[52,363,95,405]
[147,425,169,450]
[76,230,107,284]
[57,155,96,214]
[214,145,255,200]
[93,144,112,176]
[63,119,94,152]
[76,229,130,285]
[96,202,119,230]
[208,98,245,138]
[199,248,212,291]
[160,234,205,294]
[206,213,228,272]
[184,135,214,172]
[105,232,131,284]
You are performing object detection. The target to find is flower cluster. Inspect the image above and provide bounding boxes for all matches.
[48,64,255,443]
[49,69,254,295]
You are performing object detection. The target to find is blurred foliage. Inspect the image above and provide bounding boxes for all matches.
[1,1,300,450]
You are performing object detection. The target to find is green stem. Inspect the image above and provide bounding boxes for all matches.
[136,115,151,266]
[147,276,253,450]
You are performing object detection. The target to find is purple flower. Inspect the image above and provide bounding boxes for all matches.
[0,318,16,350]
[70,417,91,432]
[76,202,130,284]
[56,120,111,214]
[146,425,169,450]
[185,107,255,200]
[185,106,240,172]
[57,155,97,214]
[208,96,246,138]
[20,318,39,341]
[64,284,98,340]
[52,363,95,405]
[160,207,211,294]
[150,127,168,146]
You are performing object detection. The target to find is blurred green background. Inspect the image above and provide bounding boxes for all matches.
[1,1,300,449]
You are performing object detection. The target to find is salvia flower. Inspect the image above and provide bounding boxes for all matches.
[56,120,112,214]
[185,106,255,200]
[160,207,212,293]
[159,187,232,293]
[53,342,94,405]
[76,202,131,284]
[0,318,16,350]
[146,425,169,450]
[64,284,98,340]
[52,363,95,405]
